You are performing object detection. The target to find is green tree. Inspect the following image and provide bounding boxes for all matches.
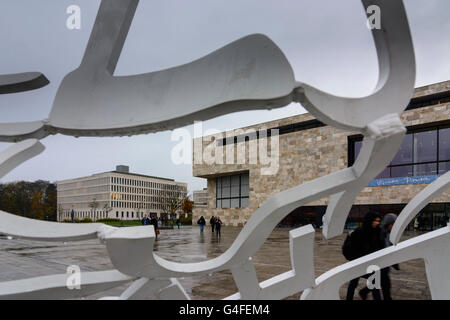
[0,180,57,220]
[44,183,57,221]
[181,196,193,214]
[30,191,45,220]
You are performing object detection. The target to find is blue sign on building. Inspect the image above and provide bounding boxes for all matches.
[368,175,441,187]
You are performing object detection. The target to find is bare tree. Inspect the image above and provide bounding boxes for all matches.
[103,203,112,219]
[57,204,65,221]
[133,201,145,220]
[88,197,98,221]
[161,185,187,218]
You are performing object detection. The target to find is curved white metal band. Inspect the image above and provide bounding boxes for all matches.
[301,225,450,300]
[0,270,133,300]
[0,139,45,179]
[0,72,49,94]
[295,0,415,132]
[0,210,117,241]
[390,171,450,245]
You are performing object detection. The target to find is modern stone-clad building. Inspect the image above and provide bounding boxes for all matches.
[57,165,187,221]
[192,80,450,229]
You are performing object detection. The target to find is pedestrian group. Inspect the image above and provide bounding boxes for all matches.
[343,211,399,300]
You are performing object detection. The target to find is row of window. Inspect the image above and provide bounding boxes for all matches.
[59,210,150,220]
[216,173,249,208]
[218,120,325,146]
[344,204,450,231]
[60,210,110,220]
[59,185,109,196]
[110,193,181,202]
[115,211,155,219]
[111,176,180,190]
[110,185,184,196]
[111,201,167,210]
[350,125,450,179]
[58,178,109,191]
[59,177,184,192]
[57,193,108,204]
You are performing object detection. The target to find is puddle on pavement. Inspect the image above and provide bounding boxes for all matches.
[4,246,59,251]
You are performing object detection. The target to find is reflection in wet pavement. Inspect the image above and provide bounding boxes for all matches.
[0,226,431,300]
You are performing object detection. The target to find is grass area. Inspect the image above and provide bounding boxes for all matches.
[101,220,143,227]
[62,217,192,227]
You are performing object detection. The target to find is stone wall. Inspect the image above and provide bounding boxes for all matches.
[193,81,450,226]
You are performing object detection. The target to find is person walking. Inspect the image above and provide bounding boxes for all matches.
[141,214,150,226]
[150,215,159,238]
[176,218,181,229]
[414,218,419,232]
[343,211,385,300]
[215,217,222,238]
[210,216,216,233]
[379,213,400,300]
[197,216,206,233]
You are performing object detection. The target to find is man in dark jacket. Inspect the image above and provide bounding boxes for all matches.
[210,216,216,233]
[345,211,385,300]
[215,217,222,237]
[150,215,159,238]
[379,213,399,300]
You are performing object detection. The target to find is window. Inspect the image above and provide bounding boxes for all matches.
[349,124,450,179]
[216,173,249,208]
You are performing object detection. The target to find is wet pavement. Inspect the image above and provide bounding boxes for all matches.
[0,226,431,300]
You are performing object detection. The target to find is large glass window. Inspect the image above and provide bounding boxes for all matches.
[350,124,450,179]
[439,127,450,161]
[216,173,249,208]
[391,134,413,165]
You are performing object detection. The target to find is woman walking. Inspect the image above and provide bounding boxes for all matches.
[197,216,206,233]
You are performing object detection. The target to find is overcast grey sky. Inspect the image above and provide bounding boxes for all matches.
[0,0,449,193]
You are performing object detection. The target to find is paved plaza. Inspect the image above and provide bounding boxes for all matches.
[0,225,431,300]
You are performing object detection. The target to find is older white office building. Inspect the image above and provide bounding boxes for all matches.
[57,165,187,221]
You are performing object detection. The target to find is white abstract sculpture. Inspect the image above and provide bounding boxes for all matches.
[1,0,448,300]
[301,224,450,300]
[0,72,48,94]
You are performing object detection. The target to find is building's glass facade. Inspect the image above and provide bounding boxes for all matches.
[216,173,249,208]
[351,124,450,179]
